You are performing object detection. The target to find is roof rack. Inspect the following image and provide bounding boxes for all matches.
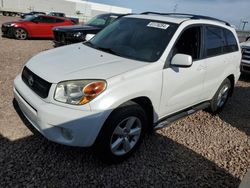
[141,12,231,26]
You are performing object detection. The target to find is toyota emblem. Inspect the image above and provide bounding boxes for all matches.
[28,75,34,86]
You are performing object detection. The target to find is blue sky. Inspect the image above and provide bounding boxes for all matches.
[89,0,250,30]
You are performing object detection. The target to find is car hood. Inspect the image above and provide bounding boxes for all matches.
[3,20,27,25]
[26,43,148,83]
[53,24,101,32]
[240,41,250,48]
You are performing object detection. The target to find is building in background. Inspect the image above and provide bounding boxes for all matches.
[0,0,132,22]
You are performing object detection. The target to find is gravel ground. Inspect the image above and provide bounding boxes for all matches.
[0,16,249,188]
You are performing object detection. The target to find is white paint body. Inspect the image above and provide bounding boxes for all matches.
[14,15,241,147]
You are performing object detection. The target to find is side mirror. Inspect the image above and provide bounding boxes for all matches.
[171,54,193,68]
[85,34,95,41]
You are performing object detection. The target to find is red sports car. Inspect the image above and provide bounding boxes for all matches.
[1,15,74,40]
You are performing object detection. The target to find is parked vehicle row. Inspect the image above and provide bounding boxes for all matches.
[53,13,124,47]
[20,11,46,19]
[1,13,123,41]
[13,12,242,163]
[1,15,75,39]
[20,11,79,24]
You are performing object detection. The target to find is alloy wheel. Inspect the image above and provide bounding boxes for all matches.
[217,85,229,108]
[110,116,142,156]
[14,28,27,40]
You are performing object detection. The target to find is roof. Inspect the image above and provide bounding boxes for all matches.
[38,15,68,20]
[127,14,188,24]
[127,12,231,27]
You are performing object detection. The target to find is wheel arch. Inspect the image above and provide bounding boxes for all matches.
[13,26,29,38]
[94,96,156,145]
[131,97,154,132]
[227,74,235,96]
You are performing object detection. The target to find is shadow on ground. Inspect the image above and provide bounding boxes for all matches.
[0,101,241,187]
[2,35,53,41]
[219,77,250,136]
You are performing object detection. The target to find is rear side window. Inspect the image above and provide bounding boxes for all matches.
[55,18,64,23]
[204,26,225,57]
[35,16,56,23]
[223,29,238,53]
[43,17,56,23]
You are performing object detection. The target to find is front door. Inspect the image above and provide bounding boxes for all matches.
[159,26,206,117]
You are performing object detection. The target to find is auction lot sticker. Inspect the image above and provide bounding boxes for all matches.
[147,22,169,29]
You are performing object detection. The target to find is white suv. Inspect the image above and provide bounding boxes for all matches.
[14,13,241,162]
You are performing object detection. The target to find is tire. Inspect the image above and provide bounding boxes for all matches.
[14,28,28,40]
[10,12,16,17]
[94,101,147,163]
[208,78,231,114]
[3,12,7,16]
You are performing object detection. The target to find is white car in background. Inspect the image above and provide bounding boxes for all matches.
[13,12,241,163]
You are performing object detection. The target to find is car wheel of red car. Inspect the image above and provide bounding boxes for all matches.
[14,28,28,40]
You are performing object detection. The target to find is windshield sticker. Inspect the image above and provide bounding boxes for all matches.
[147,22,169,30]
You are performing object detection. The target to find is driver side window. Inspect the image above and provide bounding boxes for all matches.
[172,26,201,61]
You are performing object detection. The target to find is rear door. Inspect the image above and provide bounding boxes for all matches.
[202,26,238,99]
[40,17,60,37]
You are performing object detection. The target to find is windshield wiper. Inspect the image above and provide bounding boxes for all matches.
[84,41,95,47]
[96,47,120,56]
[84,42,120,56]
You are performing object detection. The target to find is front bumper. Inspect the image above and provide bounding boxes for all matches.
[13,75,109,147]
[241,61,250,74]
[53,31,85,47]
[1,25,15,37]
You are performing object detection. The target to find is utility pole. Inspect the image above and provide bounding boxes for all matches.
[242,20,248,31]
[173,4,178,13]
[238,19,242,30]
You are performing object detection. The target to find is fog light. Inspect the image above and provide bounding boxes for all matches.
[61,128,73,140]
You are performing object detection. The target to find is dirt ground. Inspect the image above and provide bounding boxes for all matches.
[0,16,249,188]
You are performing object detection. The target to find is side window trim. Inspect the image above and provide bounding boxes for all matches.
[165,24,203,69]
[203,24,239,59]
[223,28,239,53]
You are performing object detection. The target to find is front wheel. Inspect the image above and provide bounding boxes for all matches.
[94,101,147,163]
[209,78,231,113]
[14,28,28,40]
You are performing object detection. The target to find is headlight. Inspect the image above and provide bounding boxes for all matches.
[54,80,107,105]
[73,32,84,38]
[5,23,15,27]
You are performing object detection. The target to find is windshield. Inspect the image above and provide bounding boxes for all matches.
[85,17,178,62]
[21,15,36,21]
[86,14,110,27]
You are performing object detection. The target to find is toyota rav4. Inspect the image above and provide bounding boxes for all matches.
[13,12,241,163]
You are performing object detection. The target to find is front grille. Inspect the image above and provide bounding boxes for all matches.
[242,65,250,72]
[53,31,66,43]
[21,67,51,98]
[242,48,250,62]
[1,25,12,36]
